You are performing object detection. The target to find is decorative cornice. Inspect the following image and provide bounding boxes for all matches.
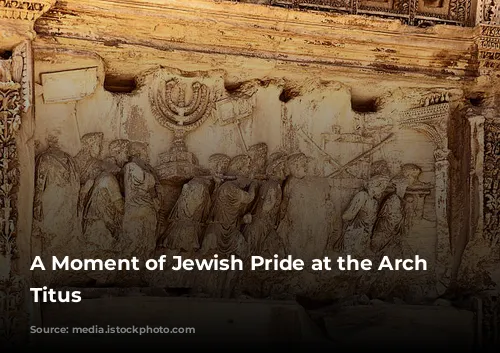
[269,0,473,26]
[0,0,54,21]
[32,0,478,82]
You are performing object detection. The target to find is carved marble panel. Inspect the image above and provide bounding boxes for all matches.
[30,61,458,302]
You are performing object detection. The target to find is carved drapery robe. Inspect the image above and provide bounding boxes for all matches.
[371,193,405,255]
[33,149,80,253]
[75,153,104,186]
[368,192,407,297]
[82,171,124,254]
[202,180,253,258]
[277,177,331,262]
[33,148,82,286]
[342,190,379,256]
[201,179,254,298]
[243,180,285,257]
[162,177,211,252]
[122,159,160,260]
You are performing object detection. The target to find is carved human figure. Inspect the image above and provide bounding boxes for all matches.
[160,177,212,252]
[202,154,257,297]
[370,164,422,255]
[80,139,129,254]
[121,142,161,260]
[208,153,231,178]
[33,146,80,254]
[341,174,390,256]
[208,153,231,189]
[203,155,256,255]
[277,153,312,257]
[74,132,105,186]
[243,153,288,257]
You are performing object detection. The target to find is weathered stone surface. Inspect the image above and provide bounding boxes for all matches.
[1,0,500,348]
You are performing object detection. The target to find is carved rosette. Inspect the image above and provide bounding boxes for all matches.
[484,117,500,246]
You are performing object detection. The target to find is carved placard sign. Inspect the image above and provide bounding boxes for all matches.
[41,68,98,103]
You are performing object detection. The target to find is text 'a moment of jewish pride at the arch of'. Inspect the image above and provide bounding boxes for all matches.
[29,254,428,272]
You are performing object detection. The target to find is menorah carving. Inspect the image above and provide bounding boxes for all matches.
[150,77,214,184]
[150,78,213,147]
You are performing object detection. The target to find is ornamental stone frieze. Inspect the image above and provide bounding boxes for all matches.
[0,0,54,48]
[0,40,33,347]
[0,0,54,21]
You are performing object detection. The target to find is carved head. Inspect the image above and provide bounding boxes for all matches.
[370,160,391,179]
[400,163,422,185]
[266,153,288,181]
[109,139,131,167]
[46,135,60,149]
[366,174,390,199]
[391,164,422,197]
[228,154,252,177]
[128,141,149,163]
[180,178,211,217]
[81,132,104,159]
[261,184,280,213]
[208,154,231,176]
[286,153,309,179]
[248,143,268,174]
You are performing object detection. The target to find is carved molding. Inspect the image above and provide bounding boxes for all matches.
[484,117,500,247]
[0,83,24,345]
[478,0,500,24]
[0,0,54,21]
[272,0,471,25]
[0,41,31,346]
[400,102,450,151]
[478,24,500,71]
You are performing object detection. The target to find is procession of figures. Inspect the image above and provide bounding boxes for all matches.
[32,130,432,298]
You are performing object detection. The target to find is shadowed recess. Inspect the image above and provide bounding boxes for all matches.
[104,75,137,93]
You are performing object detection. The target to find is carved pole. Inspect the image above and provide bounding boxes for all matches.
[467,114,485,241]
[433,147,452,291]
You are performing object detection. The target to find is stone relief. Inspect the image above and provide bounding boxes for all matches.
[30,70,456,303]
